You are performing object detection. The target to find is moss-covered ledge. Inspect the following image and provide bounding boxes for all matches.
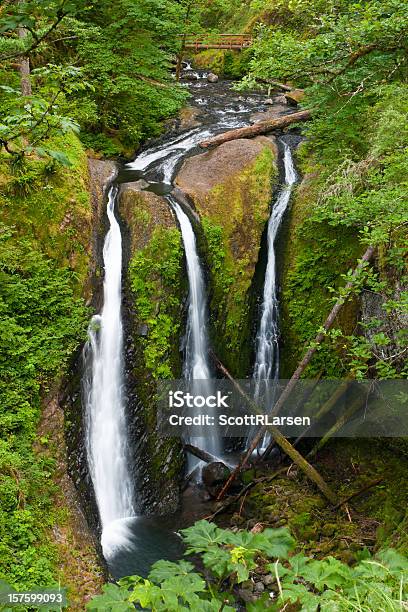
[175,137,278,376]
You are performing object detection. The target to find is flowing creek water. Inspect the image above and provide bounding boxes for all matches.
[81,70,298,578]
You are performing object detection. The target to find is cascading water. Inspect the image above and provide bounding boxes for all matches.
[78,72,293,576]
[251,141,297,448]
[83,186,135,559]
[168,196,220,462]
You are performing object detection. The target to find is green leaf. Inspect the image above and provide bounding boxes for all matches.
[181,520,227,553]
[301,557,352,591]
[149,559,195,583]
[86,583,134,611]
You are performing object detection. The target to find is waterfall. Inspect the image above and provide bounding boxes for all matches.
[168,196,220,461]
[251,142,297,447]
[83,186,135,558]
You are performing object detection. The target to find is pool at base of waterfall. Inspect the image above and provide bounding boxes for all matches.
[103,516,184,579]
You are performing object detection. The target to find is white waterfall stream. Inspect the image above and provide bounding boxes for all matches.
[169,197,220,463]
[252,141,297,448]
[83,186,135,559]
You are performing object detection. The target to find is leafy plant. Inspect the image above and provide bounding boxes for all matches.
[87,520,408,611]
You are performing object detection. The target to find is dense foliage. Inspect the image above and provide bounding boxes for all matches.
[0,0,193,158]
[236,0,408,379]
[88,520,408,610]
[0,225,88,587]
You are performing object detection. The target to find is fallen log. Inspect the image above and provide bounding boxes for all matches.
[199,110,311,148]
[211,352,338,505]
[263,376,353,458]
[214,245,375,498]
[184,443,218,464]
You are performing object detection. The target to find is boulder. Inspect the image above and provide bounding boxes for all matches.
[178,106,202,131]
[118,182,185,515]
[175,137,278,376]
[202,461,231,497]
[250,104,288,124]
[207,72,219,83]
[284,89,305,106]
[274,94,288,105]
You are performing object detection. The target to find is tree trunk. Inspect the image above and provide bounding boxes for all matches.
[184,444,218,464]
[18,0,32,96]
[199,110,311,148]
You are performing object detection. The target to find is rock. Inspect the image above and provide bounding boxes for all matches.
[202,461,231,497]
[250,105,288,124]
[175,137,278,375]
[207,72,219,83]
[284,89,305,106]
[118,182,185,516]
[178,106,202,130]
[262,574,274,586]
[136,323,148,336]
[240,580,254,591]
[264,97,274,105]
[119,184,175,253]
[274,94,287,105]
[238,590,256,604]
[254,582,265,593]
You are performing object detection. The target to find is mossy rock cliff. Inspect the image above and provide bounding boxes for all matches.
[176,137,278,376]
[119,183,185,512]
[279,169,362,378]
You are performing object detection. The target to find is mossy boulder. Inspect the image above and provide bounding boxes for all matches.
[175,137,278,375]
[119,183,185,513]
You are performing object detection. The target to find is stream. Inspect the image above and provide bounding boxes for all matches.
[81,69,298,578]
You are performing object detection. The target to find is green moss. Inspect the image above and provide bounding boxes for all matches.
[279,165,361,377]
[193,50,225,73]
[201,147,276,375]
[129,226,184,380]
[0,132,92,297]
[0,133,92,589]
[192,49,251,78]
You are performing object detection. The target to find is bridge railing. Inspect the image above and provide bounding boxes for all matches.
[180,34,253,50]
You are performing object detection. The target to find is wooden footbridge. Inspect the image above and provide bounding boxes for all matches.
[182,34,252,51]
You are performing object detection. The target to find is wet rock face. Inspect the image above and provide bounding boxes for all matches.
[175,137,279,376]
[250,104,288,124]
[118,182,185,515]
